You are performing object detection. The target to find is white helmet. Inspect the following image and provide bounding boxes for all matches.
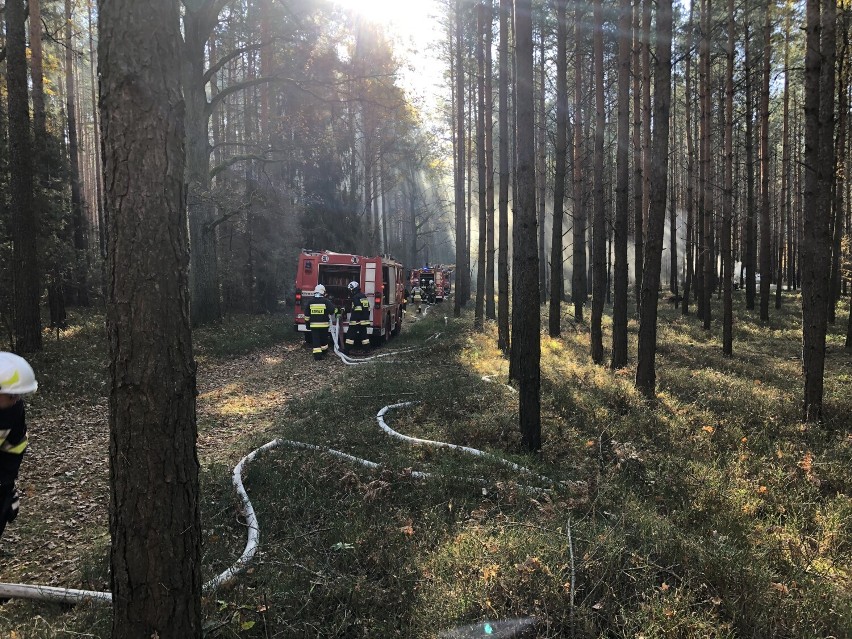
[347,281,360,292]
[314,284,326,297]
[0,352,38,395]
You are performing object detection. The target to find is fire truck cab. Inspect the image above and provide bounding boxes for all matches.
[294,250,405,345]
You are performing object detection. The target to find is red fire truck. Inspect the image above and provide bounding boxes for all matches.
[409,265,446,303]
[294,250,405,346]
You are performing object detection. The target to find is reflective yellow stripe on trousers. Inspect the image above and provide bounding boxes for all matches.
[0,437,28,455]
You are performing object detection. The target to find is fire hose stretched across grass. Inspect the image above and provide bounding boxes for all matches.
[0,325,574,617]
[329,312,440,366]
[0,319,430,603]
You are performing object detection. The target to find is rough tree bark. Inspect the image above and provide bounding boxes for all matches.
[590,0,606,365]
[100,0,201,635]
[632,0,644,305]
[572,2,587,323]
[745,18,757,310]
[512,0,541,451]
[635,0,673,398]
[640,0,651,295]
[800,0,834,421]
[682,2,695,316]
[828,9,849,323]
[537,17,548,302]
[498,0,511,353]
[780,2,792,309]
[759,0,772,321]
[6,0,42,353]
[700,0,713,330]
[549,0,569,338]
[722,0,735,355]
[611,0,631,368]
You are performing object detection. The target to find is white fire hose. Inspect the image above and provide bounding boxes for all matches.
[0,321,574,610]
[329,319,425,366]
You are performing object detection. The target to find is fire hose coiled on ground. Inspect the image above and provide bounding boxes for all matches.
[0,324,574,615]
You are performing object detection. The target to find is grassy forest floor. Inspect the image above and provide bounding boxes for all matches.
[0,292,851,638]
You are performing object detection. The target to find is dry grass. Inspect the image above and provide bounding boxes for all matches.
[1,294,851,638]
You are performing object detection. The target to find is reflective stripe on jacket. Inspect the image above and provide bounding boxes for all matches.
[0,437,27,455]
[350,292,372,325]
[305,297,337,328]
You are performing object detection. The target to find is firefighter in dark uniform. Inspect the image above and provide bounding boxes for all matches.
[345,281,372,352]
[303,284,339,360]
[0,352,38,540]
[412,281,424,314]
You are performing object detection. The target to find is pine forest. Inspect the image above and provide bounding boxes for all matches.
[0,0,851,636]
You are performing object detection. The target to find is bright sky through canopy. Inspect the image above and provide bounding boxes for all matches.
[332,0,445,116]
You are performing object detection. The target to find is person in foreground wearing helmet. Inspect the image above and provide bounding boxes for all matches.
[0,352,37,540]
[344,281,371,354]
[303,284,340,360]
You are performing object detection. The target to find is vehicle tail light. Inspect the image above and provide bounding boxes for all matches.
[295,289,302,303]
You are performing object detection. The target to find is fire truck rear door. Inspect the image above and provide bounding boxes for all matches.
[365,262,377,298]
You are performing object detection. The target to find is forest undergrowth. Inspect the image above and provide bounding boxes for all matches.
[1,293,850,638]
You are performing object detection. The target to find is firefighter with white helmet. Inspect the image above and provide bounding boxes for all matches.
[0,352,38,539]
[302,284,340,360]
[344,281,371,353]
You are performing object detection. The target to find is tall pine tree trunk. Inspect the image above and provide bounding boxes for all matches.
[682,2,695,316]
[800,0,834,420]
[7,0,42,353]
[612,0,631,367]
[30,0,66,329]
[513,0,541,451]
[640,0,652,289]
[454,0,467,319]
[466,73,474,304]
[485,0,496,321]
[632,0,644,305]
[572,4,587,323]
[537,18,548,301]
[66,0,90,307]
[183,5,221,326]
[722,0,735,355]
[549,0,569,338]
[475,1,487,331]
[700,0,713,330]
[829,12,849,323]
[635,0,673,398]
[590,0,607,365]
[779,2,793,307]
[497,0,511,353]
[759,0,772,321]
[100,0,201,633]
[669,78,678,297]
[87,0,106,263]
[745,19,757,309]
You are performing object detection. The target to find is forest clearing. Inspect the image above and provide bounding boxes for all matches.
[1,295,850,637]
